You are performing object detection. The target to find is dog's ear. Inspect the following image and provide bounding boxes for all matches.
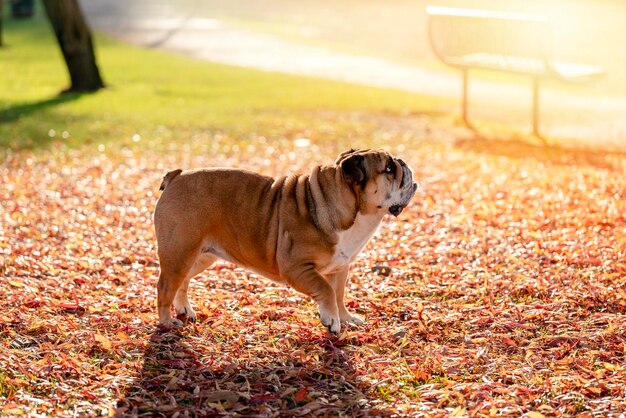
[335,148,360,165]
[340,154,366,187]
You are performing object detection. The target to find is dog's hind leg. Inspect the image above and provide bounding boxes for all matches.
[173,254,217,322]
[156,243,201,328]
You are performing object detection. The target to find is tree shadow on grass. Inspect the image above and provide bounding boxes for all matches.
[0,92,84,124]
[455,134,626,171]
[114,328,393,417]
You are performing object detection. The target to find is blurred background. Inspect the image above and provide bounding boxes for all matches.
[76,0,626,147]
[2,0,625,148]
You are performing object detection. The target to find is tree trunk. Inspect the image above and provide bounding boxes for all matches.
[0,0,4,47]
[42,0,105,92]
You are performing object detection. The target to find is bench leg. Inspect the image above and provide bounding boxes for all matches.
[462,68,469,126]
[532,76,547,143]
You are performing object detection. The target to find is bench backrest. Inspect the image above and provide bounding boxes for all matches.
[427,7,552,66]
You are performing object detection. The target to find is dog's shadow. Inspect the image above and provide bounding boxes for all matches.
[114,327,393,417]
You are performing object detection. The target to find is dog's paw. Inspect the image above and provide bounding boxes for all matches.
[174,305,197,322]
[319,307,341,335]
[340,313,364,326]
[159,317,184,329]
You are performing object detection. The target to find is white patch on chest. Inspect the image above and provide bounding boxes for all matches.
[320,213,384,274]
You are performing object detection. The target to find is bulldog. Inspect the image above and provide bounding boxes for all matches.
[154,149,417,335]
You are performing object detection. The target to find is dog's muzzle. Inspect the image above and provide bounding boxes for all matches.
[389,163,418,217]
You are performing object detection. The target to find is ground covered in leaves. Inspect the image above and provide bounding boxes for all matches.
[1,124,625,417]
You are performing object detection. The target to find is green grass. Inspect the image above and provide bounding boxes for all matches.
[0,13,444,151]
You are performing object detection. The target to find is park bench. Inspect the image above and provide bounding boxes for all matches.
[426,6,605,139]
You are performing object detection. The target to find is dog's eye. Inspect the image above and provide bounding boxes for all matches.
[385,160,395,174]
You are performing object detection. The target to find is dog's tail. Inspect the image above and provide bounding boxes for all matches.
[159,169,182,191]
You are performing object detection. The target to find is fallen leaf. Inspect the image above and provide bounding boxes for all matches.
[94,333,112,350]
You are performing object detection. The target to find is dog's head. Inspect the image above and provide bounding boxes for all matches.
[336,149,418,217]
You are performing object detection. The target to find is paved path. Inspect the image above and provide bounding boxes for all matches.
[81,0,626,149]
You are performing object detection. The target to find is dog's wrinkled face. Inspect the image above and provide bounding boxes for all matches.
[337,149,418,216]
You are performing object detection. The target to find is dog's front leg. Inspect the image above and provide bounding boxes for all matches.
[328,267,364,326]
[284,265,341,335]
